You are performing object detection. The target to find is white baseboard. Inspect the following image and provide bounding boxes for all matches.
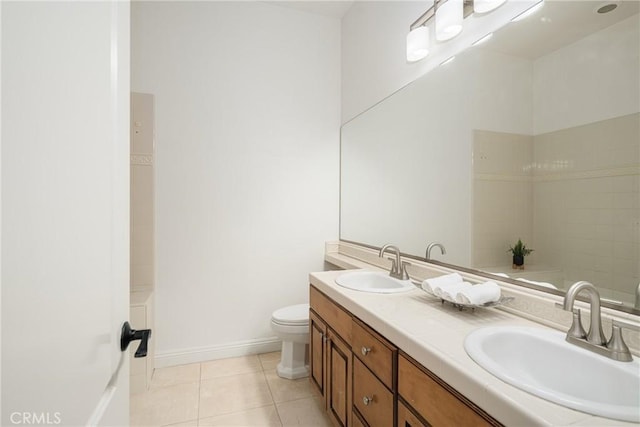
[154,336,282,368]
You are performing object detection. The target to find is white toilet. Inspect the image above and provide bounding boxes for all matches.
[270,303,310,380]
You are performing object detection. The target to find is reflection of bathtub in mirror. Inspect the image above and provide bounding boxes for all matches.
[339,1,640,314]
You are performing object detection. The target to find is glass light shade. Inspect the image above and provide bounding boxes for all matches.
[474,0,507,14]
[406,26,430,62]
[436,0,463,41]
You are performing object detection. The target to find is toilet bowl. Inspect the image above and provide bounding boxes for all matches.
[271,303,310,380]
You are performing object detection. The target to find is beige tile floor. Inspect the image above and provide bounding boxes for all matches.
[131,352,333,426]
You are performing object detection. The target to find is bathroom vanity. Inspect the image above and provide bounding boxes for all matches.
[310,281,498,427]
[309,264,639,426]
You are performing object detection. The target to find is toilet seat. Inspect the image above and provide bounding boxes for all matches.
[271,303,309,326]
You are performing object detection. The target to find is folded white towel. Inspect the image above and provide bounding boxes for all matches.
[455,281,501,305]
[516,278,557,290]
[441,282,473,301]
[421,273,463,296]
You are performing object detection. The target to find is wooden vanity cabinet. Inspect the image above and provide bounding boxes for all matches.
[398,353,501,427]
[310,286,353,427]
[310,284,498,427]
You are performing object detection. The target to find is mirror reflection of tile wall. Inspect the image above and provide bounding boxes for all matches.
[473,113,639,302]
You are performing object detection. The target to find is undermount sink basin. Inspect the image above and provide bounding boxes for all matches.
[465,326,640,422]
[335,271,415,294]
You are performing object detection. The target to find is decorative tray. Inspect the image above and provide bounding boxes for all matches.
[421,287,514,311]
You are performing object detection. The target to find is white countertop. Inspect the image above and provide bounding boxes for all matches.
[310,269,636,427]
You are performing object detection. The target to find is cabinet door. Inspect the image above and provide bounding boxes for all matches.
[309,310,327,397]
[326,329,352,427]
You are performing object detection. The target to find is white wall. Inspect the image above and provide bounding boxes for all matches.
[131,1,340,364]
[341,1,427,124]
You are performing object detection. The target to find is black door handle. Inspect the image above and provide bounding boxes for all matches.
[120,321,152,358]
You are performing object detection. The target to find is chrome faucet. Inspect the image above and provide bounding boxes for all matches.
[635,283,640,309]
[378,244,411,280]
[561,281,638,362]
[563,281,606,345]
[425,242,446,261]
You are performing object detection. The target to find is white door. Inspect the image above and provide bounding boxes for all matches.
[2,1,131,425]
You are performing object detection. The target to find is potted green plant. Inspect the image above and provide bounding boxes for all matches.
[508,239,533,269]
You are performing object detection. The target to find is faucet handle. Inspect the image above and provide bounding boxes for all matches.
[386,257,398,275]
[567,309,587,340]
[606,320,638,362]
[400,261,411,281]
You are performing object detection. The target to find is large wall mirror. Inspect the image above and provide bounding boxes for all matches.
[341,0,640,314]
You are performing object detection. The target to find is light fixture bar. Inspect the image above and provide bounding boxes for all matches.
[410,0,475,31]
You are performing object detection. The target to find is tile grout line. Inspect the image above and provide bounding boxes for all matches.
[196,363,202,426]
[261,355,284,427]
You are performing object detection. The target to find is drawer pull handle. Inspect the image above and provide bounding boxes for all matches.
[362,396,373,406]
[361,346,371,356]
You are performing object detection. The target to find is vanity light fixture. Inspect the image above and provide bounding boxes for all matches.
[407,26,430,62]
[436,0,463,41]
[511,0,544,22]
[406,0,505,63]
[472,32,493,46]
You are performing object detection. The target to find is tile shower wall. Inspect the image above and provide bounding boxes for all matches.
[531,15,639,302]
[131,92,154,291]
[533,114,640,302]
[473,130,534,269]
[473,116,640,300]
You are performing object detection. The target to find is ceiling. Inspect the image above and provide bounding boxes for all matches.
[484,0,640,59]
[266,1,355,18]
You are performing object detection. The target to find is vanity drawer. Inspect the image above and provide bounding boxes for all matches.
[398,400,427,427]
[352,410,367,427]
[352,318,395,389]
[310,285,352,343]
[353,357,393,427]
[398,353,499,427]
